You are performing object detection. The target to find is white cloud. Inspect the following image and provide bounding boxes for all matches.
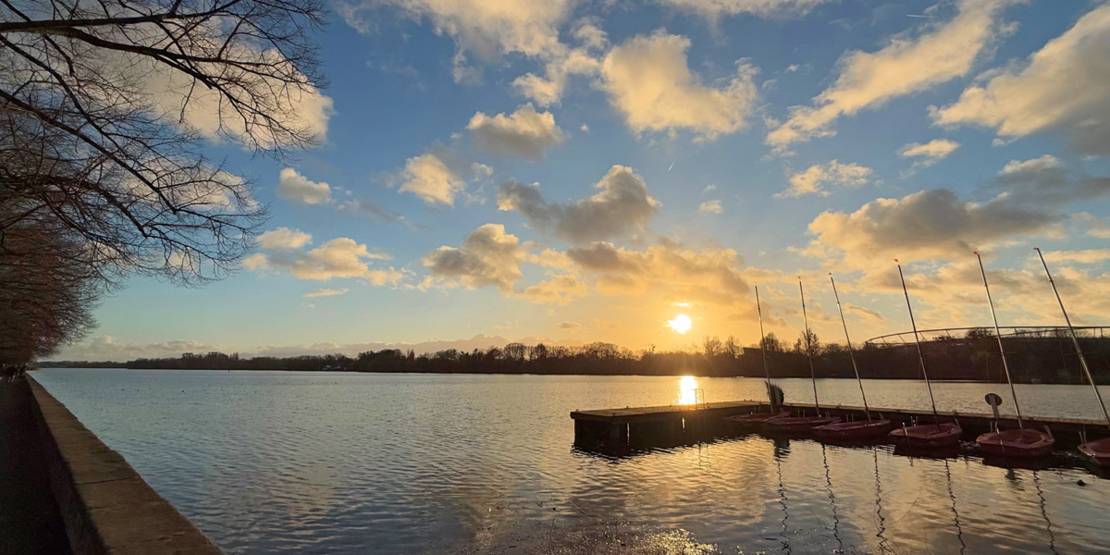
[660,0,830,19]
[397,153,466,205]
[422,224,524,291]
[467,104,566,159]
[277,168,404,224]
[851,258,1110,331]
[497,165,660,244]
[698,200,723,214]
[899,139,960,166]
[334,198,405,223]
[288,239,392,281]
[55,334,577,361]
[571,19,608,51]
[50,336,218,362]
[278,167,332,205]
[513,48,602,106]
[1044,249,1110,265]
[932,4,1110,155]
[514,275,587,304]
[339,0,573,61]
[241,253,270,271]
[565,239,750,305]
[767,0,1016,151]
[806,189,1048,267]
[1077,213,1110,239]
[257,227,312,250]
[779,160,872,198]
[140,45,333,148]
[247,235,402,285]
[601,32,760,140]
[304,288,350,298]
[999,154,1060,176]
[803,157,1109,269]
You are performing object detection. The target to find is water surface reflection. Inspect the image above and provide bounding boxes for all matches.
[33,370,1110,553]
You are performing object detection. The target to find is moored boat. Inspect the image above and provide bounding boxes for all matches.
[725,410,790,430]
[765,413,840,433]
[813,418,895,442]
[730,286,790,432]
[890,262,958,451]
[812,274,890,444]
[1035,248,1110,468]
[889,422,962,448]
[1078,437,1110,467]
[976,428,1054,458]
[971,252,1055,460]
[765,279,840,436]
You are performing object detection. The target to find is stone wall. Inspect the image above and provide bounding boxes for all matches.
[28,377,222,554]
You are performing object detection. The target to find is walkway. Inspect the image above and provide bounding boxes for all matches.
[0,377,71,554]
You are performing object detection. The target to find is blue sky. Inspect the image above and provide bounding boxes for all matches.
[58,0,1110,360]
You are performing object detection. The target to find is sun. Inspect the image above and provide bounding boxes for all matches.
[667,313,692,335]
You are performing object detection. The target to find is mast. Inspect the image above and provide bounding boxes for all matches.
[829,273,870,419]
[896,261,940,419]
[1035,247,1110,428]
[974,251,1022,428]
[755,286,776,410]
[799,277,822,412]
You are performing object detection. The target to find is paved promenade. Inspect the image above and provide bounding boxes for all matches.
[0,377,70,554]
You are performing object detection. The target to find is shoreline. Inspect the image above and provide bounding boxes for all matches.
[1,376,221,554]
[32,366,1098,385]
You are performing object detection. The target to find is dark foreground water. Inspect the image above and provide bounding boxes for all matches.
[34,369,1110,553]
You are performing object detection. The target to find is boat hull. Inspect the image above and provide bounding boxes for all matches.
[764,415,841,434]
[1078,437,1110,467]
[975,429,1054,458]
[888,422,962,449]
[724,411,790,430]
[813,419,895,442]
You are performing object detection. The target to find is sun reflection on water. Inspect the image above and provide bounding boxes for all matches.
[678,375,699,405]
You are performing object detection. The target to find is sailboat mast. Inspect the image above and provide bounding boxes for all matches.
[896,262,940,419]
[974,251,1023,428]
[799,277,822,412]
[829,273,870,419]
[756,286,772,383]
[755,286,777,411]
[1035,247,1110,428]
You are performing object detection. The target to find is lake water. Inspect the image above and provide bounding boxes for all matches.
[33,369,1110,553]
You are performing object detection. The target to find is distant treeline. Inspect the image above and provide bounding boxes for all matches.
[40,328,1110,384]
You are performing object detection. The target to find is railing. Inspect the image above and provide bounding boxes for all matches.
[865,326,1109,346]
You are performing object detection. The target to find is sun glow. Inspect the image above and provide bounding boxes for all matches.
[678,375,700,405]
[667,313,692,335]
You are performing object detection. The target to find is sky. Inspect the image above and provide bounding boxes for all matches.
[56,0,1110,360]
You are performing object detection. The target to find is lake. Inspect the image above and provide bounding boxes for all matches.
[33,369,1110,553]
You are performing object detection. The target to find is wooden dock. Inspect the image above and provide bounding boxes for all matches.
[571,401,1110,454]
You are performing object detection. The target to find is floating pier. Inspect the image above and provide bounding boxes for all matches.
[571,401,1110,454]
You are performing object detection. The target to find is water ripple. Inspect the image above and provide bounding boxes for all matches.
[33,370,1110,554]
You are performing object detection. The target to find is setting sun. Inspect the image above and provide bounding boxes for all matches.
[667,314,692,335]
[5,0,1108,552]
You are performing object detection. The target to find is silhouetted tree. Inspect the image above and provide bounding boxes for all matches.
[761,333,784,353]
[503,343,526,361]
[1,0,327,284]
[0,214,97,363]
[723,336,740,359]
[530,343,548,360]
[703,336,722,358]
